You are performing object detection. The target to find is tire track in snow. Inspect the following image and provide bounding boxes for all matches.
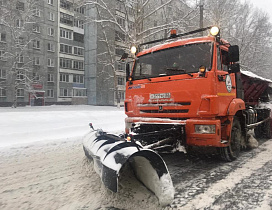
[0,140,160,210]
[179,139,272,209]
[210,159,272,209]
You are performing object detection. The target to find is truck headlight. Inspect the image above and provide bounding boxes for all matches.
[195,125,216,134]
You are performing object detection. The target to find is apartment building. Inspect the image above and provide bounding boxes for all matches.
[85,0,134,106]
[84,0,199,106]
[0,0,87,106]
[58,0,86,105]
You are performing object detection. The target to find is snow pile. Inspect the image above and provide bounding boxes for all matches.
[241,70,272,83]
[132,156,175,207]
[247,134,259,149]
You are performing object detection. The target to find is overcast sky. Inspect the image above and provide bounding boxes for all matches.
[246,0,272,23]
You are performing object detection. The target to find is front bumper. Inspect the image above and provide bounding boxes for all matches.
[126,117,226,147]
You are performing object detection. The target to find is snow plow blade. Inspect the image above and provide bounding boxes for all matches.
[83,130,174,206]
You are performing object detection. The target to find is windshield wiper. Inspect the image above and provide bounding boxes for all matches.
[166,68,193,77]
[140,75,152,81]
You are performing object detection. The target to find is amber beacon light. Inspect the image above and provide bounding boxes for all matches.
[210,26,220,36]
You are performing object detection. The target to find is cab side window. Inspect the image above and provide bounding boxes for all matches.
[221,49,229,71]
[217,47,222,70]
[217,47,229,71]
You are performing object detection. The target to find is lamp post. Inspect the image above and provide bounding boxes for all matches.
[199,0,204,35]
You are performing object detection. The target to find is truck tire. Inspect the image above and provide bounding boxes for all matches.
[254,120,271,139]
[219,117,241,161]
[254,108,271,139]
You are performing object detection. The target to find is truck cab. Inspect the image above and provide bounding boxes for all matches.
[124,26,270,161]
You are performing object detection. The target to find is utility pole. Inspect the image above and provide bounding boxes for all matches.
[199,0,204,36]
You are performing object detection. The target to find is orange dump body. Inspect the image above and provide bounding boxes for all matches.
[125,36,245,148]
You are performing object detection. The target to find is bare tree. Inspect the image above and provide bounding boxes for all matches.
[77,0,200,106]
[0,0,44,107]
[203,0,272,78]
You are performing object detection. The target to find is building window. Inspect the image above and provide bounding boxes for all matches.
[48,27,54,36]
[115,30,125,41]
[17,54,24,63]
[60,28,72,40]
[47,58,54,67]
[16,19,23,28]
[17,88,24,97]
[73,88,86,97]
[16,71,24,80]
[74,32,84,43]
[60,88,70,97]
[33,39,40,49]
[128,21,134,30]
[32,72,40,81]
[117,77,125,85]
[47,43,55,52]
[74,19,84,29]
[0,50,6,60]
[0,69,6,79]
[60,12,73,26]
[0,88,6,97]
[16,1,24,11]
[60,44,72,54]
[60,73,69,82]
[74,47,84,56]
[73,60,84,70]
[33,24,40,33]
[47,89,54,98]
[33,7,40,17]
[117,61,125,71]
[48,0,53,5]
[116,1,125,12]
[116,91,125,100]
[16,37,24,46]
[117,16,125,28]
[33,57,40,65]
[60,0,72,10]
[60,58,72,69]
[75,6,85,14]
[49,12,54,21]
[73,75,84,83]
[0,33,6,42]
[47,74,54,82]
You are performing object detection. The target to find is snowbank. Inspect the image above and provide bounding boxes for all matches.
[0,105,126,148]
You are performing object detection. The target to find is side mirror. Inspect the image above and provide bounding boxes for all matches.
[228,45,239,62]
[229,63,240,73]
[126,63,130,81]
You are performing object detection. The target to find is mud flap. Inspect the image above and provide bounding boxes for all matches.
[83,130,174,206]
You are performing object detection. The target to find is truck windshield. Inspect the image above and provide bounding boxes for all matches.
[133,42,213,80]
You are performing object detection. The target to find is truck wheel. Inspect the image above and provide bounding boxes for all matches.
[254,120,271,139]
[219,117,241,161]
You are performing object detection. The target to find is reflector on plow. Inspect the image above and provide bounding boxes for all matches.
[83,130,174,206]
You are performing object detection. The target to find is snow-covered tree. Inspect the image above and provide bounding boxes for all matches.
[77,0,200,105]
[0,0,44,107]
[203,0,272,79]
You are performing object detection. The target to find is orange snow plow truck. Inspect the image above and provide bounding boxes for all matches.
[83,26,271,206]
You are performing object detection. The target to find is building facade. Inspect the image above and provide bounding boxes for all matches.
[85,0,129,106]
[0,0,87,106]
[0,0,200,107]
[84,0,199,106]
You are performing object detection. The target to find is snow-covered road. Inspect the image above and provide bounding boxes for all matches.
[0,105,126,147]
[0,105,272,210]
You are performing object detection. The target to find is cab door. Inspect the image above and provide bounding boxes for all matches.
[216,45,236,115]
